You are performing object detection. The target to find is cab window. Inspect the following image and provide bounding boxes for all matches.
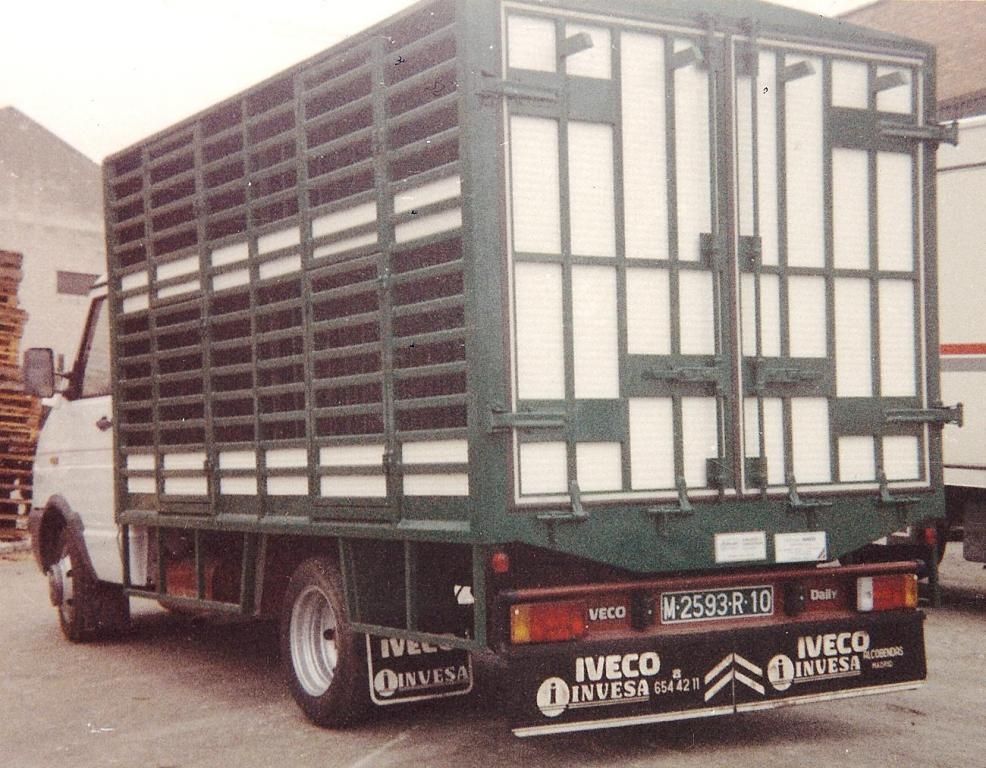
[77,297,111,398]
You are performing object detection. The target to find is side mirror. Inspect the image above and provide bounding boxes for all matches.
[24,348,55,398]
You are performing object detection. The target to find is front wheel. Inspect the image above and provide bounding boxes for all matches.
[49,528,94,642]
[280,557,369,726]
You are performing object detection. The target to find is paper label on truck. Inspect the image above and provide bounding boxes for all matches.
[714,532,767,563]
[774,531,828,563]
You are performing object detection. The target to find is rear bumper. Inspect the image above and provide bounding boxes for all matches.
[506,610,925,736]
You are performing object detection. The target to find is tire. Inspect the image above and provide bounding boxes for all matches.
[280,557,369,726]
[49,527,95,642]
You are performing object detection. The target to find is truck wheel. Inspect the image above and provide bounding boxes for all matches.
[49,528,94,642]
[280,558,368,726]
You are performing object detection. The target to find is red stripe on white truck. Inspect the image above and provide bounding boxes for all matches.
[941,343,986,356]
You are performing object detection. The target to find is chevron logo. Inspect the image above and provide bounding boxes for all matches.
[703,653,765,702]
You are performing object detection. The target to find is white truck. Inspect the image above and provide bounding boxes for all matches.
[939,115,986,563]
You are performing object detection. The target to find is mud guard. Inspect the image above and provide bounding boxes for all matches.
[506,611,926,736]
[366,635,473,705]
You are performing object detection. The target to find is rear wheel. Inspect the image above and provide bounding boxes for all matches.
[280,557,368,726]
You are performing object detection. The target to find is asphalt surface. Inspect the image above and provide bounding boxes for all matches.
[2,544,985,768]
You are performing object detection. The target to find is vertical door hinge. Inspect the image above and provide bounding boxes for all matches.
[697,14,723,72]
[739,236,762,269]
[745,456,768,489]
[706,458,730,491]
[700,232,726,271]
[735,19,761,78]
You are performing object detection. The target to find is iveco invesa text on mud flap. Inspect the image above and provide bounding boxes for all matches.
[24,0,958,736]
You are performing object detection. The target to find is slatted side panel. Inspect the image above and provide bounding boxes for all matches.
[105,0,466,516]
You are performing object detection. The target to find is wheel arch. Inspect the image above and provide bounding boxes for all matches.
[258,535,342,621]
[28,496,97,580]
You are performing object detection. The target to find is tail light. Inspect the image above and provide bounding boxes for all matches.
[510,600,586,645]
[490,550,511,575]
[856,573,918,612]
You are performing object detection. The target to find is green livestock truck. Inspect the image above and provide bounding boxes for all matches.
[25,0,959,736]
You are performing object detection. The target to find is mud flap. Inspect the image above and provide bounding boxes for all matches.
[366,635,473,706]
[507,611,926,736]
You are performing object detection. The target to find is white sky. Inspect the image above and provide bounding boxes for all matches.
[0,0,869,162]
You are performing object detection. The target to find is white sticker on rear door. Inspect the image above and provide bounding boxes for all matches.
[714,532,767,563]
[774,531,828,563]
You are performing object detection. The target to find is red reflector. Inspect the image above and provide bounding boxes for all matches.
[857,574,918,612]
[920,526,938,547]
[490,550,510,575]
[511,600,586,644]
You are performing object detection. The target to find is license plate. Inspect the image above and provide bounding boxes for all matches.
[660,585,774,624]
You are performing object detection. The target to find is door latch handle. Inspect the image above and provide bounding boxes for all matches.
[96,416,113,432]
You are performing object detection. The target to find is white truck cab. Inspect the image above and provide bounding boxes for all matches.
[25,281,130,639]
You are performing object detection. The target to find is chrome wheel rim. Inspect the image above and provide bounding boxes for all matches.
[50,552,75,624]
[290,584,338,697]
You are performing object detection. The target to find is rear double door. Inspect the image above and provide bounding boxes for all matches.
[503,6,931,506]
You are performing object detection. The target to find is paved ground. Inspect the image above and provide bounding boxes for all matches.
[2,545,984,768]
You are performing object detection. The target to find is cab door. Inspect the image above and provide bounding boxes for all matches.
[33,294,119,580]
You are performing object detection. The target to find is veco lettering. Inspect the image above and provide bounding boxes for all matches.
[797,631,869,658]
[575,652,661,682]
[588,605,627,621]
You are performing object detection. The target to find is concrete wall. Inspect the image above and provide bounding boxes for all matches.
[0,107,105,368]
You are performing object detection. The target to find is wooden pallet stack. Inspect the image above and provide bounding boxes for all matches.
[0,250,40,538]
